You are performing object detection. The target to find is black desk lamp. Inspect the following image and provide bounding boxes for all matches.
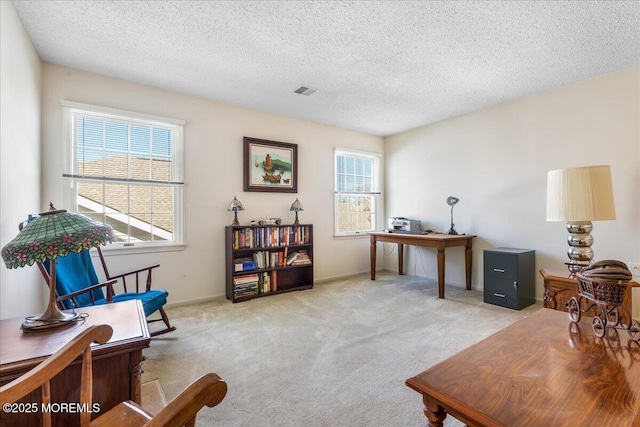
[447,196,459,235]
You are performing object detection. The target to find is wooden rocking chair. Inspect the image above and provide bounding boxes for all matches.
[38,248,176,337]
[19,219,176,337]
[0,325,228,427]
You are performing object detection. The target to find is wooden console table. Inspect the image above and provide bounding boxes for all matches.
[0,300,150,426]
[540,268,638,318]
[406,308,640,426]
[369,232,475,298]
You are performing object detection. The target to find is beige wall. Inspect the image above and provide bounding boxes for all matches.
[40,64,384,307]
[385,66,640,302]
[0,1,43,319]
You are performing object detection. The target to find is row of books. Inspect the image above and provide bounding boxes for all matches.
[232,225,311,249]
[232,271,281,298]
[234,249,313,271]
[253,250,287,268]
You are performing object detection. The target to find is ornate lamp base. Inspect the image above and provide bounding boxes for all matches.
[565,221,594,274]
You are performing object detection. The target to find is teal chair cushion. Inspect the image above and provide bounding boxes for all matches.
[110,290,168,317]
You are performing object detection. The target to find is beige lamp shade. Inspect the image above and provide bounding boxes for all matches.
[546,165,616,222]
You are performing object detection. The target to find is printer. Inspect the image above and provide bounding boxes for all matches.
[388,217,422,232]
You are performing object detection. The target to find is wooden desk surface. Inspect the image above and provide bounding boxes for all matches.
[0,300,150,371]
[406,308,640,426]
[369,231,476,246]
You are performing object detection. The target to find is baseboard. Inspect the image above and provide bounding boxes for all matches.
[164,270,377,308]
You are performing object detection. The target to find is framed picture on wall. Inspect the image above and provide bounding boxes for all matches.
[243,137,298,193]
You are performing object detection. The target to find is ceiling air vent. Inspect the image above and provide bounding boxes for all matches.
[294,86,317,96]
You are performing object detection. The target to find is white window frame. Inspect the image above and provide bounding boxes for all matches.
[334,148,381,237]
[62,101,185,251]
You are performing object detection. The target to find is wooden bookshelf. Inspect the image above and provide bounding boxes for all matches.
[225,224,314,302]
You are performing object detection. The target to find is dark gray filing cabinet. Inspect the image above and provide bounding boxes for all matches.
[484,248,535,310]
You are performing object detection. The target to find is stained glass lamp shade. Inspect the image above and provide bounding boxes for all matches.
[1,204,115,331]
[290,198,304,225]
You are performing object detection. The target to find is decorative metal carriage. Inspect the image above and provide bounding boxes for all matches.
[567,260,640,342]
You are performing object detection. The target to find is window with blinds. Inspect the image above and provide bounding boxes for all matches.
[62,101,184,247]
[334,148,381,236]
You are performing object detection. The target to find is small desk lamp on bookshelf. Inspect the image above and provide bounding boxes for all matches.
[228,197,244,226]
[290,198,304,225]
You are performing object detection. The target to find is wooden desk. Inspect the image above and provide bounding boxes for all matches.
[406,308,640,426]
[369,232,476,298]
[0,300,150,426]
[540,268,638,319]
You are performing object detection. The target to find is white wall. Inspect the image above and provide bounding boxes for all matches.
[0,1,43,319]
[385,66,640,301]
[40,64,384,308]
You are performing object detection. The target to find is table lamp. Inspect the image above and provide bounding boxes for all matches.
[446,196,459,235]
[228,196,244,226]
[546,165,616,274]
[290,198,304,225]
[1,203,115,332]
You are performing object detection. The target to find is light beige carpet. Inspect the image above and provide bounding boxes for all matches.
[141,379,168,416]
[141,272,541,426]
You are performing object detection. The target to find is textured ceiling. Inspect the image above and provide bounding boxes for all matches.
[12,1,640,136]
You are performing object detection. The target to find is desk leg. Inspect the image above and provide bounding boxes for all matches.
[437,249,445,299]
[465,242,472,291]
[132,352,145,404]
[398,244,404,275]
[422,395,447,427]
[370,236,377,280]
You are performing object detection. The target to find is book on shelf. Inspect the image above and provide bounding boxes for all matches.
[290,250,311,265]
[233,273,259,285]
[234,283,258,291]
[286,251,300,265]
[259,272,271,294]
[252,251,265,269]
[234,259,258,272]
[234,289,258,298]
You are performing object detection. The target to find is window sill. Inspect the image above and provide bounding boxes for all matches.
[334,233,371,239]
[92,244,186,257]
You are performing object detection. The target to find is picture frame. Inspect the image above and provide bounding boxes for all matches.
[243,137,298,193]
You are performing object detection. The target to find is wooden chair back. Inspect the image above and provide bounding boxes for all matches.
[0,324,113,427]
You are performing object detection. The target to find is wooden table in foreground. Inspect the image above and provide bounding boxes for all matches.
[406,308,640,427]
[0,300,150,426]
[369,232,476,298]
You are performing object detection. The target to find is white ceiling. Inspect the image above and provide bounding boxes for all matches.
[12,1,640,136]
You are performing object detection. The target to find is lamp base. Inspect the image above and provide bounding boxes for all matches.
[447,224,458,235]
[565,221,594,274]
[21,312,80,332]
